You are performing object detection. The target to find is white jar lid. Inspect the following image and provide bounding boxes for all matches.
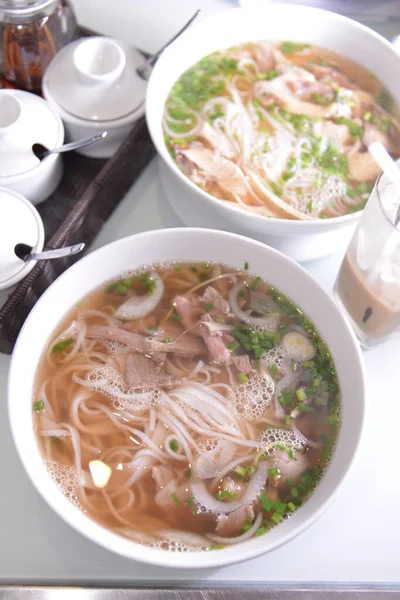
[43,37,148,122]
[0,89,64,178]
[0,188,45,291]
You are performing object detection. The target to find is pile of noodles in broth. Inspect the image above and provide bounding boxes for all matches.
[34,263,340,551]
[163,41,400,219]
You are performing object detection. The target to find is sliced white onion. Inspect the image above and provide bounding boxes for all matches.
[202,321,234,333]
[195,440,236,479]
[206,512,263,545]
[282,331,315,362]
[115,273,164,321]
[191,462,268,515]
[229,282,279,330]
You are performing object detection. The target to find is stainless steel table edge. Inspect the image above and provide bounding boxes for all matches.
[1,585,400,598]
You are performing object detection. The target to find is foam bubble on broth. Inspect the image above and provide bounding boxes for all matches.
[84,365,161,413]
[229,372,274,420]
[260,428,306,454]
[45,459,82,510]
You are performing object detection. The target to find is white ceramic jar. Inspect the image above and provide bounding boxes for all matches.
[0,187,45,291]
[0,89,64,205]
[42,36,148,158]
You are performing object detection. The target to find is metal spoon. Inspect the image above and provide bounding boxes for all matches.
[136,10,200,81]
[32,132,108,161]
[15,243,85,262]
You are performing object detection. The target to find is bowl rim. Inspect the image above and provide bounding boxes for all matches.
[8,227,366,568]
[146,3,400,230]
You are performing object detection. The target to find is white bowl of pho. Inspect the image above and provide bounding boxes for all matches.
[146,5,400,262]
[8,228,365,568]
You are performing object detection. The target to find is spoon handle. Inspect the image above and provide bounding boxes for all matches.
[49,132,107,155]
[29,243,85,261]
[137,10,200,79]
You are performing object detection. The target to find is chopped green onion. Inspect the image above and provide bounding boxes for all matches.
[204,302,214,312]
[172,313,181,321]
[174,264,182,271]
[244,262,249,270]
[33,400,44,412]
[169,440,179,451]
[216,490,236,501]
[208,544,225,550]
[260,492,274,512]
[238,372,249,384]
[285,415,291,426]
[171,492,181,506]
[148,325,158,331]
[269,467,280,477]
[271,511,282,522]
[288,502,296,512]
[255,526,266,536]
[185,468,192,479]
[288,448,296,460]
[268,363,278,377]
[281,41,309,54]
[274,501,287,514]
[229,341,239,353]
[186,497,195,506]
[76,300,82,307]
[291,487,298,498]
[216,317,225,323]
[234,465,254,480]
[296,387,307,402]
[242,519,253,533]
[51,436,62,445]
[52,338,74,353]
[275,443,286,451]
[163,337,172,344]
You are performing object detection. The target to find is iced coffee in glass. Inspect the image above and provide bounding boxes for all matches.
[335,163,400,347]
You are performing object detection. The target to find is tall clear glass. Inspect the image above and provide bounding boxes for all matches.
[334,161,400,348]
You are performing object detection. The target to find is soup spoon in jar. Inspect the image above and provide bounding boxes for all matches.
[32,132,107,161]
[15,243,85,262]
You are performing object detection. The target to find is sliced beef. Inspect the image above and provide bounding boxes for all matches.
[215,505,255,537]
[232,354,254,376]
[87,324,204,359]
[174,289,232,364]
[348,151,381,182]
[202,335,231,364]
[149,334,205,357]
[199,286,230,318]
[87,324,149,353]
[272,449,309,481]
[174,296,202,330]
[125,353,177,389]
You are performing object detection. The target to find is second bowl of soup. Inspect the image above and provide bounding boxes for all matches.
[146,5,400,261]
[8,228,365,568]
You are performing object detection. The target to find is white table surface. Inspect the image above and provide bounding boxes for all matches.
[1,0,400,586]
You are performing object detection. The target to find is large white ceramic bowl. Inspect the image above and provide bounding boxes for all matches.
[146,5,400,262]
[8,228,365,568]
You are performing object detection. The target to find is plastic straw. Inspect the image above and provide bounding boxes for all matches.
[367,142,400,284]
